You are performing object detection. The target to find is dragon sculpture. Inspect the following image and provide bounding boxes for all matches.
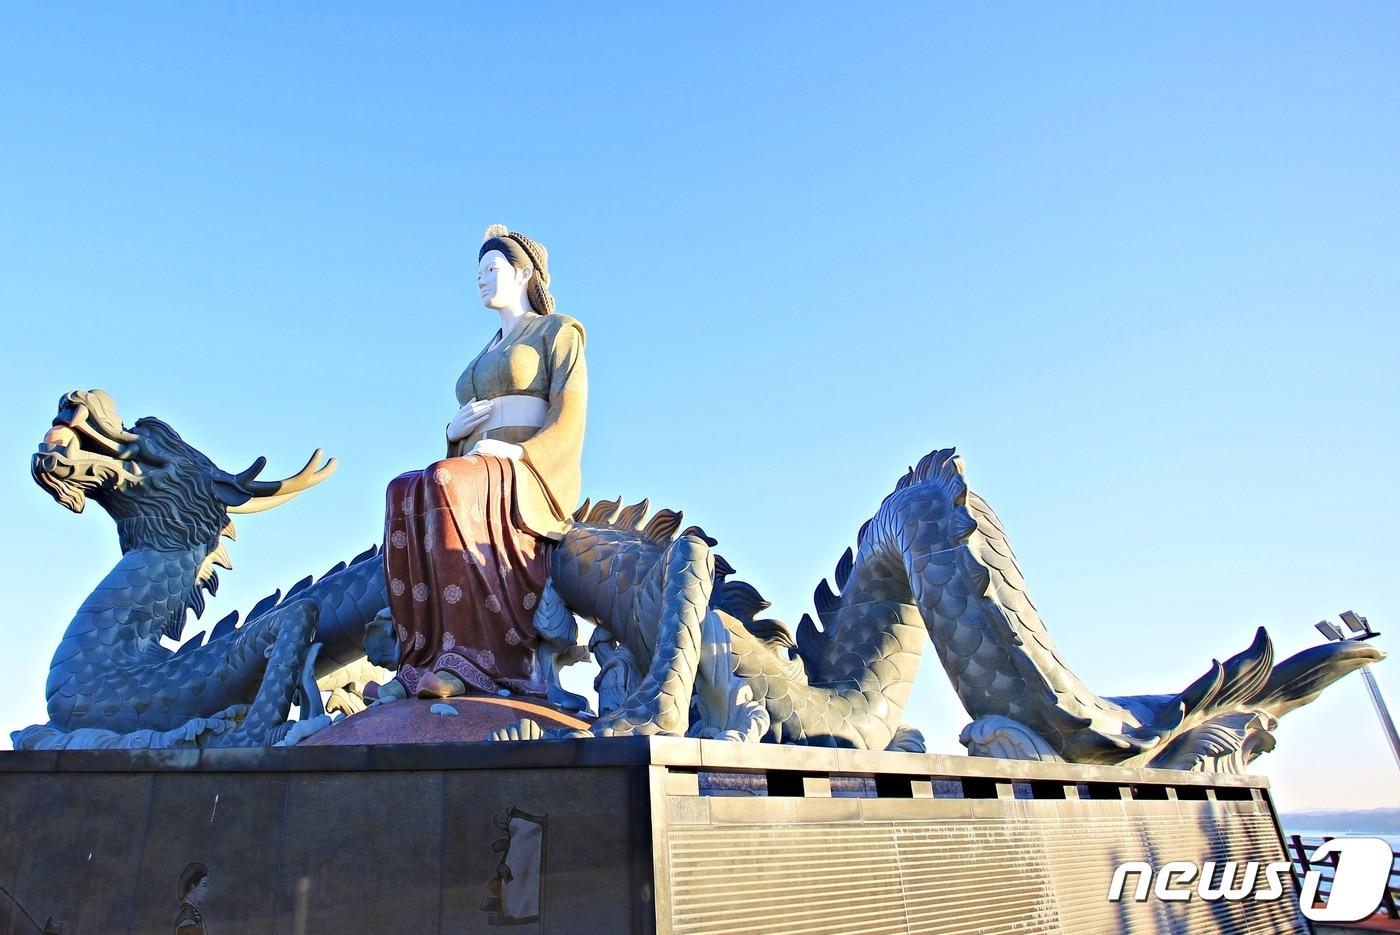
[533,448,1383,771]
[19,390,1383,772]
[17,390,387,749]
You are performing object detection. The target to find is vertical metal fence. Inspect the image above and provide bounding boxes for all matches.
[1288,834,1400,921]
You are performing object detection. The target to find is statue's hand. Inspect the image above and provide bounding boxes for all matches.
[469,438,524,460]
[447,398,492,442]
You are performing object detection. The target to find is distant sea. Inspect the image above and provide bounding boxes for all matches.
[1282,828,1394,856]
[1280,808,1400,847]
[1283,828,1400,852]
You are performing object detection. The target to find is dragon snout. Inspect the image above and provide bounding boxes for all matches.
[31,449,85,513]
[35,425,80,479]
[33,423,79,478]
[33,452,65,475]
[40,424,78,454]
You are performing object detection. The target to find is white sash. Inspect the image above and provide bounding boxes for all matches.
[485,395,548,432]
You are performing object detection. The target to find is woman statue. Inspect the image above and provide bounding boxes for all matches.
[379,225,587,701]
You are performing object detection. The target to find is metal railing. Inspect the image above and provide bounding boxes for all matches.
[1288,834,1400,921]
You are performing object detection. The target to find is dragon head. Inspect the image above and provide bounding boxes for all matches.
[33,389,336,553]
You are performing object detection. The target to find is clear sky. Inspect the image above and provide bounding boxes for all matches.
[1,4,1396,811]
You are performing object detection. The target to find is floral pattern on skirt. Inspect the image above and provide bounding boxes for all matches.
[383,455,551,697]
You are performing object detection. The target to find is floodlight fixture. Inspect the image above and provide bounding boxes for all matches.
[1315,611,1398,772]
[1340,610,1372,636]
[1316,621,1346,642]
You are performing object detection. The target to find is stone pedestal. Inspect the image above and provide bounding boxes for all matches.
[0,738,1305,934]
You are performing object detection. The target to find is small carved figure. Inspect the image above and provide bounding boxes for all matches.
[379,225,587,702]
[482,807,548,926]
[174,863,209,934]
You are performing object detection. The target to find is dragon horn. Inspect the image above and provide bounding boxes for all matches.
[226,491,303,514]
[234,456,269,485]
[238,449,337,497]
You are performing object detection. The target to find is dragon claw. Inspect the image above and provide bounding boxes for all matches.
[489,718,546,742]
[275,714,333,747]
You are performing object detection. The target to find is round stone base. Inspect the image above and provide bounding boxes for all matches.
[303,695,593,746]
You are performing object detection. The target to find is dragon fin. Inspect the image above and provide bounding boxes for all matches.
[247,589,282,621]
[744,618,796,651]
[795,612,823,670]
[833,548,854,590]
[642,509,683,543]
[208,542,233,571]
[615,499,649,530]
[1177,659,1226,719]
[585,497,623,525]
[714,580,771,620]
[855,518,873,548]
[679,526,718,547]
[210,610,240,641]
[174,631,206,656]
[813,579,840,628]
[1166,627,1273,726]
[1210,627,1274,711]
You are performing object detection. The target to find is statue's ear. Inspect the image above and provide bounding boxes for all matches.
[515,264,534,286]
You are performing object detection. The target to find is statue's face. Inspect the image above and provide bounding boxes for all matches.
[477,249,530,311]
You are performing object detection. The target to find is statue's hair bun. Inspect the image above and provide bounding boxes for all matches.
[482,223,509,243]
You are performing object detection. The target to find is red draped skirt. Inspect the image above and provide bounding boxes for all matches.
[383,455,551,697]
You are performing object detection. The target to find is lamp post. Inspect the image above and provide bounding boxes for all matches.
[1315,611,1400,772]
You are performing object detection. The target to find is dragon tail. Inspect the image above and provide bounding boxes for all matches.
[1254,637,1382,719]
[1132,626,1384,730]
[1114,626,1384,769]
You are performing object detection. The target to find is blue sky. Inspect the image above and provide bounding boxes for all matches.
[1,4,1396,810]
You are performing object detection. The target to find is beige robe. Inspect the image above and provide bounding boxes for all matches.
[451,312,587,539]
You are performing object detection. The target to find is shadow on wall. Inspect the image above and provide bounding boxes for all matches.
[0,885,64,934]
